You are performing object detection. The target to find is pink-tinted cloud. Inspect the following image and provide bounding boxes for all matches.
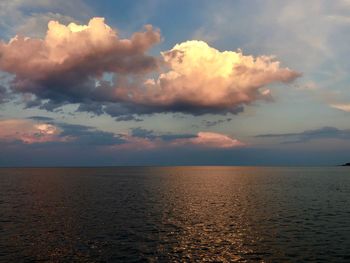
[0,119,244,150]
[111,131,245,150]
[118,40,300,113]
[330,103,350,112]
[0,18,300,117]
[0,119,67,143]
[0,17,160,77]
[0,17,160,102]
[172,132,245,148]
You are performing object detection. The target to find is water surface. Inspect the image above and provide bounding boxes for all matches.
[1,167,350,262]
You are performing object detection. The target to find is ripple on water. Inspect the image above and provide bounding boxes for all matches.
[0,167,350,262]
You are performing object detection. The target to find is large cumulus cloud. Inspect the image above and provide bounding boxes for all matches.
[0,17,160,105]
[122,40,301,114]
[0,17,300,117]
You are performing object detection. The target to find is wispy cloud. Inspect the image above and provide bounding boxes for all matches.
[194,0,350,114]
[256,126,350,143]
[0,0,91,38]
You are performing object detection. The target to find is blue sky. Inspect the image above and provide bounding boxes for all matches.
[0,0,350,166]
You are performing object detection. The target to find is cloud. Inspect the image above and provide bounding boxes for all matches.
[115,115,143,122]
[202,118,232,127]
[1,121,349,166]
[0,0,91,38]
[0,85,8,103]
[112,131,245,151]
[122,128,245,149]
[171,132,245,148]
[0,18,299,118]
[192,0,350,115]
[130,127,158,139]
[130,127,195,141]
[119,40,300,115]
[15,12,79,38]
[0,118,245,150]
[0,17,160,104]
[0,118,126,146]
[256,126,350,143]
[0,119,66,144]
[27,116,54,122]
[196,0,348,71]
[330,103,350,112]
[57,123,125,146]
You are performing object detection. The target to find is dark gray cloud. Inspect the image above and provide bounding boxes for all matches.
[27,116,54,122]
[256,126,350,143]
[130,127,196,141]
[102,101,245,118]
[76,102,105,116]
[130,127,156,139]
[0,118,127,146]
[57,123,126,146]
[202,118,232,127]
[115,115,143,122]
[0,85,8,103]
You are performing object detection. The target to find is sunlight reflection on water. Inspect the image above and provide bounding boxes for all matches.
[1,167,350,262]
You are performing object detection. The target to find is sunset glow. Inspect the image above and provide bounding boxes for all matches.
[1,2,349,262]
[0,0,349,166]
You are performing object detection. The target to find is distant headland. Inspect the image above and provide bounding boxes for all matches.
[341,163,350,166]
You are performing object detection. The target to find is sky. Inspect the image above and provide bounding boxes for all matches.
[0,0,350,166]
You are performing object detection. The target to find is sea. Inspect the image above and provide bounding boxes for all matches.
[0,166,349,262]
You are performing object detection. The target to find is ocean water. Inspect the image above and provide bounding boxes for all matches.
[0,167,350,262]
